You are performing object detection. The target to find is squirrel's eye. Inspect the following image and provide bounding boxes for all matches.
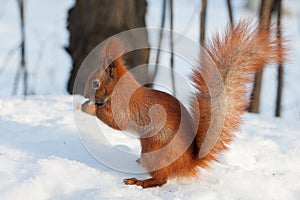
[92,80,100,89]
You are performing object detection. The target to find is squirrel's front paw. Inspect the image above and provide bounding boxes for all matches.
[81,100,96,116]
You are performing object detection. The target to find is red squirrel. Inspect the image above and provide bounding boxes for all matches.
[81,20,287,188]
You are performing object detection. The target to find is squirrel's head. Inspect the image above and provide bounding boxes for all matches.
[84,38,126,106]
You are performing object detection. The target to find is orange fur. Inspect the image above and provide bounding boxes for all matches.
[82,20,287,188]
[191,20,287,168]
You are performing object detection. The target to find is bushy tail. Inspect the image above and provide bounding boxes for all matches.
[190,20,287,168]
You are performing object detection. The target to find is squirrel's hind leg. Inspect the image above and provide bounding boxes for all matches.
[123,177,167,188]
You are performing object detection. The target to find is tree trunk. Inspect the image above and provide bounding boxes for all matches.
[200,0,207,45]
[169,0,176,96]
[66,0,149,94]
[248,0,273,113]
[275,0,283,117]
[13,0,27,96]
[226,0,234,27]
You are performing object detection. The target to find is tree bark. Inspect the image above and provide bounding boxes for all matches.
[226,0,234,27]
[169,0,176,96]
[66,0,149,94]
[275,0,283,117]
[200,0,207,45]
[248,0,273,113]
[13,0,27,96]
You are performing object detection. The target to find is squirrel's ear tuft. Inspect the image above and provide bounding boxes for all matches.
[102,37,125,63]
[106,57,116,79]
[102,38,125,79]
[107,57,116,68]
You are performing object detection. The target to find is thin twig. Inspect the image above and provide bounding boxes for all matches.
[226,0,234,28]
[15,0,28,96]
[169,0,176,96]
[12,66,21,95]
[152,0,167,84]
[275,0,283,117]
[0,43,20,76]
[200,0,207,45]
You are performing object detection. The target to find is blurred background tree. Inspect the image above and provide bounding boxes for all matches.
[66,0,149,94]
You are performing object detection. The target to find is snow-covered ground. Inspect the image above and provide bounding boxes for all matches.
[0,0,300,119]
[1,0,300,199]
[0,96,300,199]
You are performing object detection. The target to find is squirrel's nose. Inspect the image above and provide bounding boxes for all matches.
[83,89,89,99]
[83,88,96,101]
[83,81,96,100]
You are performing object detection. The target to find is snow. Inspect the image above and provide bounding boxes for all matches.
[0,0,300,199]
[0,96,300,199]
[0,0,74,95]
